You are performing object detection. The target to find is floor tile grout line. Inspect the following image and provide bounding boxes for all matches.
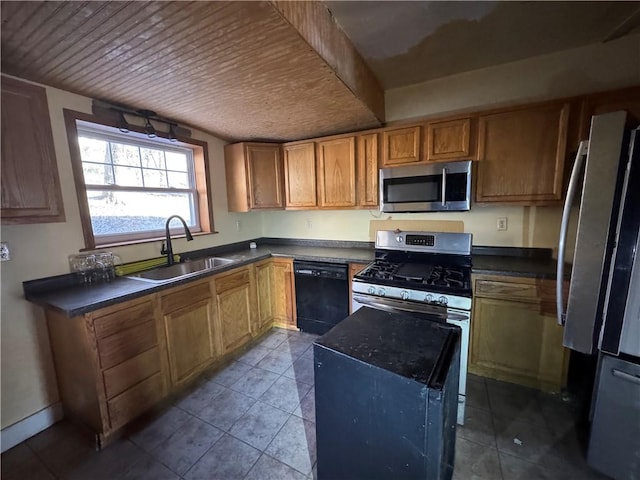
[23,441,60,480]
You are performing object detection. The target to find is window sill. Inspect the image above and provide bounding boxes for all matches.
[80,230,219,251]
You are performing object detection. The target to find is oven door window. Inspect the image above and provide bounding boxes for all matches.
[383,173,467,204]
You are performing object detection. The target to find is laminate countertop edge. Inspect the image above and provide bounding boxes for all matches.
[23,244,565,317]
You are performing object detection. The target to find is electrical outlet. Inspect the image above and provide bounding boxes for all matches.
[235,220,242,232]
[0,242,10,261]
[306,218,313,230]
[497,217,508,231]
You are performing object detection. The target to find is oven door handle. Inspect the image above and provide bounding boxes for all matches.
[353,294,448,319]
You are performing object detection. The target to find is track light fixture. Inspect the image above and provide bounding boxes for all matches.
[117,112,129,133]
[106,105,182,140]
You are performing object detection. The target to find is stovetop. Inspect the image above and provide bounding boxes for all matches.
[355,259,472,297]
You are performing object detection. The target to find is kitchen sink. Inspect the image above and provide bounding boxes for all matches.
[126,257,235,283]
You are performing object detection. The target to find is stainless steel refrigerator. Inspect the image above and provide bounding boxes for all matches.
[557,110,640,480]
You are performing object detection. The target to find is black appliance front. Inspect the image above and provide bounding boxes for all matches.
[294,261,349,335]
[314,307,460,480]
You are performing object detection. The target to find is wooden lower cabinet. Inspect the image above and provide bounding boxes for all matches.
[46,295,169,446]
[255,258,296,330]
[160,281,217,388]
[214,265,256,353]
[271,258,296,328]
[469,274,569,391]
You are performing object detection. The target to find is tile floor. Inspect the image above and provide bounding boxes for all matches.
[2,328,610,480]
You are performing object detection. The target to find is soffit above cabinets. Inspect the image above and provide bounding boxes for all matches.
[326,1,640,89]
[0,1,384,142]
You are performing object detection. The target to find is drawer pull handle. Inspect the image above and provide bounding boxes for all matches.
[612,368,640,386]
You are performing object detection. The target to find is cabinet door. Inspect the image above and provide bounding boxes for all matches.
[215,267,255,353]
[1,75,65,224]
[317,137,356,207]
[476,103,570,204]
[470,275,569,391]
[356,134,379,207]
[284,142,317,208]
[382,126,421,166]
[272,258,296,328]
[162,283,216,387]
[426,118,472,161]
[255,260,274,332]
[247,144,284,209]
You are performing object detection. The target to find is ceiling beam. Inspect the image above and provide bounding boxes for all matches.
[270,1,385,123]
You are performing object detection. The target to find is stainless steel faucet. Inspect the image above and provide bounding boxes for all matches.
[160,215,194,266]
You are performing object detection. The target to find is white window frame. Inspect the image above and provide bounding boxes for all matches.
[64,109,214,249]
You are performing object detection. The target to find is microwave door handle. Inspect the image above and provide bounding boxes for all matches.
[441,167,447,206]
[557,140,588,326]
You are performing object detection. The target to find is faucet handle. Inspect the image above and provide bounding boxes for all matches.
[160,242,168,255]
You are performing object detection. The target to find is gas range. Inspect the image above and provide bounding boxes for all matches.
[353,231,473,311]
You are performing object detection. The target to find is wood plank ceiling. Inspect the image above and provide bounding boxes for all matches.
[0,1,384,142]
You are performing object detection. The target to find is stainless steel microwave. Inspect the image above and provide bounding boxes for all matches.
[379,160,472,212]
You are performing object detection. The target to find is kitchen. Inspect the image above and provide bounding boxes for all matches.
[2,1,640,479]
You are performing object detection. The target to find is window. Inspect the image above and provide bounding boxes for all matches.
[64,110,213,248]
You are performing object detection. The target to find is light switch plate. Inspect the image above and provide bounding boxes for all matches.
[0,242,10,261]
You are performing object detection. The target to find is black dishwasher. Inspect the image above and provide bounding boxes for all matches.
[294,260,349,335]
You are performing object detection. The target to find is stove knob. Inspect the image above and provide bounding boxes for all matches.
[400,290,410,300]
[367,286,376,294]
[396,236,403,243]
[425,294,434,302]
[377,288,386,297]
[438,296,448,305]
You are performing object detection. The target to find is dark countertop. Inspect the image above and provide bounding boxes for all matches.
[24,243,376,317]
[23,240,565,317]
[315,306,460,387]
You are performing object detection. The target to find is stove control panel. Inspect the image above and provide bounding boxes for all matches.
[406,234,435,246]
[352,281,472,311]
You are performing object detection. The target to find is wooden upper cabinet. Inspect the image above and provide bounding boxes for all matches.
[224,142,283,212]
[1,76,65,224]
[578,86,640,140]
[382,126,421,166]
[476,102,570,204]
[426,118,472,161]
[317,137,356,207]
[356,133,379,207]
[284,142,317,208]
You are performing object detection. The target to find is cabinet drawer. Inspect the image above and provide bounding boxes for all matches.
[94,301,155,339]
[215,268,250,294]
[102,347,161,399]
[475,280,538,300]
[107,372,164,430]
[161,282,211,313]
[96,321,157,370]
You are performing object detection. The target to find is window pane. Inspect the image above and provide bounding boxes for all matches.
[144,168,168,188]
[83,162,114,185]
[165,151,188,171]
[114,166,143,187]
[167,171,190,188]
[87,190,196,236]
[140,148,166,170]
[79,137,109,164]
[111,143,141,167]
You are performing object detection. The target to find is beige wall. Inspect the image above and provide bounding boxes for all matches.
[0,79,262,429]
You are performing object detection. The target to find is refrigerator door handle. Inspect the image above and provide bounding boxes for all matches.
[611,368,640,386]
[557,140,589,325]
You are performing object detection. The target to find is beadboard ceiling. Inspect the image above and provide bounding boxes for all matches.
[0,1,384,142]
[2,1,639,142]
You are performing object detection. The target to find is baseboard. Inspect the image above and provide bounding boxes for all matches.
[1,403,63,453]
